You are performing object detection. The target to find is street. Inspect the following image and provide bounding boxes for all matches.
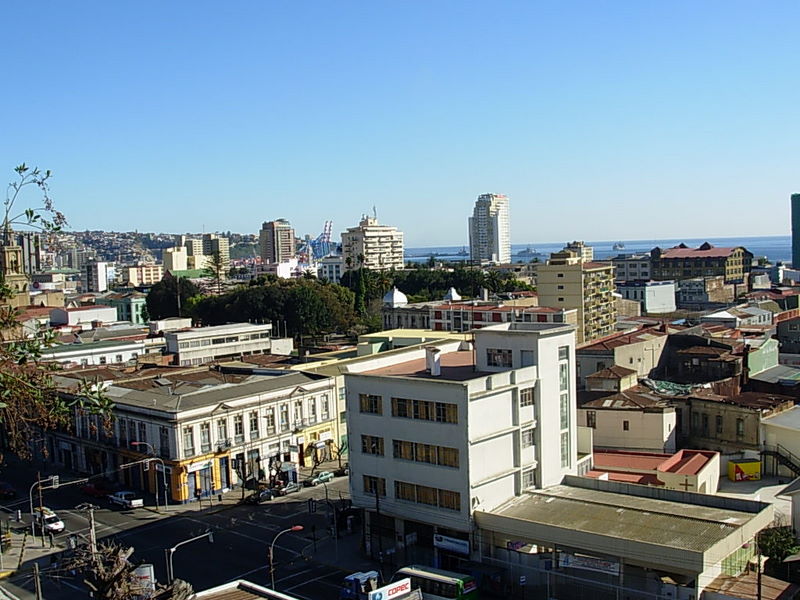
[0,463,367,600]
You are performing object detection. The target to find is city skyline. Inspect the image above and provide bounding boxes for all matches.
[3,2,800,245]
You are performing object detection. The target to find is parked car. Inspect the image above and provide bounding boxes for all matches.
[333,463,350,477]
[0,482,16,500]
[303,471,334,487]
[244,488,273,504]
[33,507,65,534]
[107,491,144,509]
[273,481,301,496]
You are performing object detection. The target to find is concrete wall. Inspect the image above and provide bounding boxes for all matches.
[579,408,676,453]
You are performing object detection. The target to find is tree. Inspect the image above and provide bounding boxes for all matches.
[203,250,226,295]
[145,276,201,320]
[0,165,112,456]
[60,540,193,600]
[759,526,800,577]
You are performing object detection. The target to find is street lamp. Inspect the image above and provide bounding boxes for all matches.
[269,525,303,590]
[164,530,214,584]
[320,481,338,559]
[131,441,169,512]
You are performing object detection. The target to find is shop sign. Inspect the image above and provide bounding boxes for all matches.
[186,460,212,473]
[433,534,470,555]
[367,578,411,600]
[319,430,333,441]
[558,552,620,576]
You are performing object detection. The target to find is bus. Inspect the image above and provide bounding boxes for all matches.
[392,565,479,600]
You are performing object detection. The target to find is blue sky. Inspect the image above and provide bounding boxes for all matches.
[2,1,799,246]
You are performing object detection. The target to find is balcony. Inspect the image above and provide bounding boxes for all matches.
[216,439,232,453]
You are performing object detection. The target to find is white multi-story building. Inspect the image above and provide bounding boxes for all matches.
[345,322,579,567]
[163,247,188,272]
[341,216,404,271]
[469,193,510,264]
[85,260,109,292]
[51,305,119,330]
[317,255,344,283]
[124,264,164,287]
[48,366,339,503]
[165,322,293,366]
[616,280,677,314]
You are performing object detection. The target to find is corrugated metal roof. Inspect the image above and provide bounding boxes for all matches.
[485,484,755,552]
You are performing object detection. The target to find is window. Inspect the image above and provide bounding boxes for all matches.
[586,411,596,428]
[560,431,570,468]
[521,428,535,448]
[716,415,723,434]
[522,469,536,488]
[249,411,260,440]
[217,419,228,444]
[159,426,170,458]
[559,362,569,392]
[559,346,569,360]
[361,435,384,455]
[486,348,512,367]
[557,273,564,278]
[183,426,195,457]
[234,415,244,443]
[359,394,382,415]
[280,405,289,430]
[294,400,303,424]
[395,480,416,501]
[415,443,436,464]
[557,297,564,302]
[416,484,438,506]
[321,395,330,420]
[702,413,709,436]
[391,397,410,418]
[200,422,211,453]
[438,446,459,468]
[308,399,317,423]
[393,439,414,460]
[265,410,276,435]
[736,418,744,438]
[623,420,629,431]
[557,285,564,290]
[559,393,570,430]
[115,354,123,363]
[99,356,107,365]
[438,489,461,511]
[691,411,700,432]
[435,402,458,424]
[520,387,535,407]
[363,475,386,496]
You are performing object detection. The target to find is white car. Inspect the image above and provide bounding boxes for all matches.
[34,507,65,534]
[107,491,144,509]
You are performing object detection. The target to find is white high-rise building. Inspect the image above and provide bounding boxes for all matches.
[85,260,109,292]
[341,216,404,271]
[469,193,510,264]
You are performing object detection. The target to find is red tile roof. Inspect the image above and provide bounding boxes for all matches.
[656,243,743,259]
[586,365,637,379]
[578,327,666,352]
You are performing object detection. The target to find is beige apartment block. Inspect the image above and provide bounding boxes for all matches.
[341,216,404,271]
[537,251,616,344]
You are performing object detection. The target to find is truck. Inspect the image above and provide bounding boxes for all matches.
[107,491,144,509]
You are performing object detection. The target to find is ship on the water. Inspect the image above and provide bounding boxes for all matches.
[612,242,625,250]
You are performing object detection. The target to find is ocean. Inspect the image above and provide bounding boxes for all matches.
[405,235,792,265]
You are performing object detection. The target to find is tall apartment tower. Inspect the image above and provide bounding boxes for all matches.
[341,216,404,271]
[469,193,510,264]
[792,194,800,268]
[537,250,616,344]
[259,219,295,263]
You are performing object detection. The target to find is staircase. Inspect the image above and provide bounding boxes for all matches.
[761,444,800,477]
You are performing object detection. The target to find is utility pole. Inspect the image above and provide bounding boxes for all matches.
[37,472,45,547]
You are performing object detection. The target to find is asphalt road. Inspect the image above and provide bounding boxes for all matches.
[0,462,360,600]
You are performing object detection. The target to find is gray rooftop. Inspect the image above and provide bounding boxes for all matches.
[58,370,329,414]
[750,364,800,384]
[761,405,800,431]
[477,477,770,554]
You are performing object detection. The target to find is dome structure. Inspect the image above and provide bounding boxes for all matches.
[383,287,408,308]
[443,287,462,302]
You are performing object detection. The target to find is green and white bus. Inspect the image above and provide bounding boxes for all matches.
[392,565,479,600]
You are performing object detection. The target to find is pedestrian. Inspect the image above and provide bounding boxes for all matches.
[48,531,54,548]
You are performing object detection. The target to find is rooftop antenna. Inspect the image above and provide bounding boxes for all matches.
[373,205,377,220]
